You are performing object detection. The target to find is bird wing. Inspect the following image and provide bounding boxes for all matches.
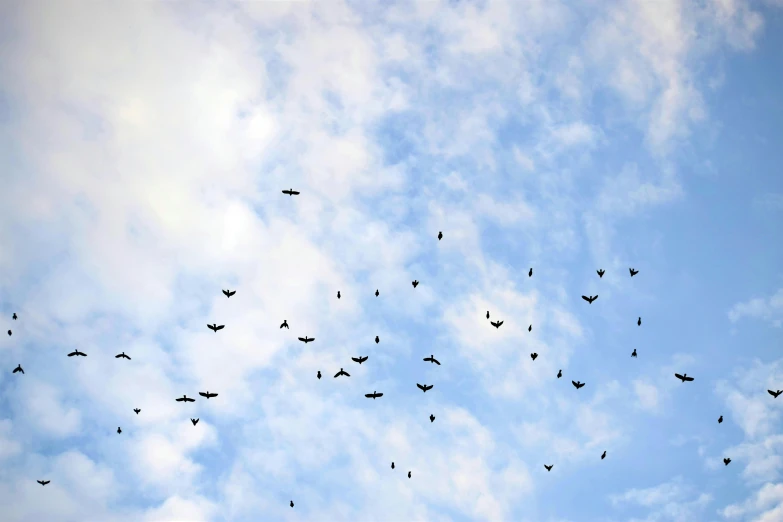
[572,380,578,388]
[115,354,121,358]
[216,325,225,330]
[298,337,307,342]
[684,376,694,381]
[769,390,778,397]
[674,373,684,380]
[186,397,195,402]
[208,324,216,331]
[291,190,300,195]
[199,392,207,398]
[176,397,184,401]
[425,385,433,391]
[209,393,218,397]
[579,383,585,388]
[67,352,77,357]
[282,190,291,194]
[222,290,229,296]
[375,392,383,397]
[359,356,367,362]
[365,393,374,398]
[307,337,314,342]
[433,359,441,365]
[351,357,360,363]
[581,295,589,302]
[592,295,598,301]
[423,357,430,362]
[417,384,425,391]
[125,354,131,359]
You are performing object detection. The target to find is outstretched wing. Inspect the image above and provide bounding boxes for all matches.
[176,397,185,402]
[375,392,383,398]
[769,390,779,397]
[67,351,77,357]
[424,384,433,391]
[282,189,291,195]
[417,383,425,391]
[359,356,368,362]
[351,357,360,363]
[223,289,229,297]
[365,393,374,398]
[208,324,216,331]
[572,381,578,388]
[684,376,694,381]
[208,393,218,398]
[298,337,306,342]
[186,397,195,402]
[199,392,207,398]
[674,373,684,380]
[229,290,236,296]
[216,325,225,330]
[307,337,314,342]
[433,359,441,365]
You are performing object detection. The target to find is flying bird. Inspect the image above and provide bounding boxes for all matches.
[423,355,441,365]
[375,336,379,344]
[530,353,538,361]
[417,383,433,393]
[528,324,532,332]
[544,464,553,472]
[718,415,723,423]
[37,480,50,486]
[337,291,341,299]
[430,414,435,423]
[222,289,236,298]
[724,458,731,466]
[133,408,140,414]
[572,380,585,389]
[529,267,533,277]
[290,500,294,508]
[12,364,23,374]
[282,188,300,196]
[365,391,383,399]
[637,317,642,326]
[280,320,289,329]
[207,323,225,332]
[391,462,395,469]
[438,231,443,240]
[629,268,639,277]
[12,313,17,320]
[486,311,490,319]
[191,418,199,426]
[631,349,637,358]
[298,335,315,343]
[199,391,218,399]
[7,330,11,336]
[597,269,605,278]
[412,280,419,288]
[557,369,562,378]
[352,356,368,364]
[408,471,412,478]
[768,389,782,398]
[115,352,131,360]
[601,451,606,460]
[317,371,321,380]
[491,320,503,329]
[176,395,196,402]
[67,350,87,357]
[117,427,122,434]
[375,289,379,297]
[674,373,694,382]
[334,368,350,378]
[581,295,598,304]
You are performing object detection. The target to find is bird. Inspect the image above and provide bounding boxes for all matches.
[12,364,23,374]
[572,380,585,389]
[290,500,294,508]
[768,389,782,398]
[724,457,731,466]
[391,462,395,469]
[630,268,639,277]
[601,451,606,460]
[430,414,435,422]
[375,289,380,297]
[117,427,122,434]
[637,317,642,326]
[207,323,225,332]
[176,395,196,402]
[528,324,532,332]
[133,408,140,414]
[438,231,443,240]
[67,350,87,357]
[337,291,341,299]
[423,355,441,365]
[352,356,368,364]
[486,311,490,319]
[222,289,236,298]
[417,383,433,393]
[557,369,562,378]
[199,391,218,399]
[631,349,637,358]
[317,371,322,380]
[718,415,723,423]
[365,391,383,399]
[529,267,533,277]
[375,336,380,344]
[282,188,300,196]
[334,368,350,378]
[530,353,538,361]
[597,269,605,278]
[115,352,131,360]
[297,335,315,343]
[544,464,553,472]
[412,280,419,288]
[7,330,11,336]
[491,320,503,329]
[191,418,199,426]
[280,320,289,329]
[12,313,17,320]
[37,480,50,486]
[581,295,598,304]
[674,373,694,382]
[408,471,412,478]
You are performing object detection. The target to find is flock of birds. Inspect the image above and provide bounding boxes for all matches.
[5,187,782,509]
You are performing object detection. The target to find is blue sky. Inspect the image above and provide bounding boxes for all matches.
[0,0,782,521]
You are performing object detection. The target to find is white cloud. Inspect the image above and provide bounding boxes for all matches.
[728,289,783,327]
[633,380,661,413]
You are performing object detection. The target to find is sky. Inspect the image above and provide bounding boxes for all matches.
[0,0,782,521]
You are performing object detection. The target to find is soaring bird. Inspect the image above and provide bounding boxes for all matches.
[674,373,694,382]
[530,353,538,361]
[7,330,11,336]
[408,471,412,478]
[222,289,236,298]
[375,289,380,297]
[117,427,122,434]
[528,324,532,332]
[631,349,637,358]
[724,458,731,466]
[199,391,218,399]
[337,291,341,299]
[768,389,782,398]
[290,500,294,508]
[365,391,383,399]
[12,313,17,320]
[133,408,140,414]
[191,418,199,426]
[391,462,395,469]
[438,231,443,240]
[207,323,225,332]
[718,415,723,423]
[37,480,50,486]
[375,336,379,344]
[486,311,490,319]
[352,356,368,364]
[67,350,87,357]
[317,371,321,380]
[298,335,315,343]
[572,380,585,389]
[430,414,435,423]
[334,368,350,378]
[12,364,23,374]
[529,268,533,277]
[544,464,553,472]
[582,295,598,304]
[491,320,503,329]
[282,189,300,196]
[601,451,606,460]
[417,383,433,393]
[176,395,196,402]
[637,317,642,326]
[280,320,289,329]
[423,355,441,365]
[557,369,562,378]
[115,352,131,360]
[412,280,419,288]
[629,268,639,277]
[597,269,605,278]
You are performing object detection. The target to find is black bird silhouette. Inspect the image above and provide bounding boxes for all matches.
[282,188,300,196]
[581,295,598,304]
[280,320,289,329]
[629,268,639,277]
[544,464,553,472]
[352,356,368,364]
[768,389,782,398]
[631,349,637,358]
[572,380,585,389]
[557,369,562,378]
[365,391,383,399]
[375,336,380,344]
[491,320,503,329]
[529,267,533,277]
[412,280,419,288]
[486,310,490,319]
[375,289,379,297]
[133,408,140,414]
[601,451,606,460]
[115,352,131,360]
[298,335,315,343]
[724,457,731,466]
[222,289,236,298]
[337,291,341,299]
[67,350,87,357]
[12,313,17,320]
[408,471,412,478]
[430,414,435,422]
[334,368,350,378]
[718,415,723,423]
[674,373,694,382]
[317,371,321,380]
[438,231,443,240]
[391,462,395,469]
[207,323,225,332]
[290,500,294,508]
[191,418,199,426]
[597,269,605,278]
[423,355,441,365]
[37,480,50,486]
[7,330,11,336]
[528,324,532,332]
[176,395,196,402]
[199,391,218,399]
[637,317,642,326]
[417,383,433,393]
[13,364,23,374]
[530,353,538,361]
[117,427,122,434]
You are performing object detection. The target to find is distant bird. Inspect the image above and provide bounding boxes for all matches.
[674,373,694,382]
[718,415,723,423]
[528,324,532,332]
[375,336,380,344]
[423,355,441,365]
[557,369,562,378]
[365,391,383,399]
[199,391,218,399]
[724,458,731,466]
[629,268,639,277]
[631,349,637,358]
[430,414,435,423]
[115,352,131,360]
[298,335,315,343]
[352,356,368,364]
[637,317,642,326]
[7,330,11,336]
[391,462,395,469]
[417,383,433,393]
[438,231,443,240]
[530,353,538,361]
[572,380,585,389]
[544,464,553,472]
[601,451,606,460]
[334,368,350,378]
[282,188,300,196]
[491,320,503,329]
[408,471,412,478]
[67,350,87,357]
[191,418,199,426]
[176,395,196,402]
[486,311,490,319]
[37,480,50,486]
[207,323,225,332]
[529,268,533,277]
[280,320,289,329]
[290,500,294,508]
[222,289,236,298]
[412,280,419,288]
[375,289,380,297]
[12,364,23,374]
[317,371,321,380]
[133,408,140,414]
[337,291,341,299]
[12,313,17,320]
[117,427,122,434]
[768,389,782,398]
[582,295,598,304]
[597,269,605,278]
